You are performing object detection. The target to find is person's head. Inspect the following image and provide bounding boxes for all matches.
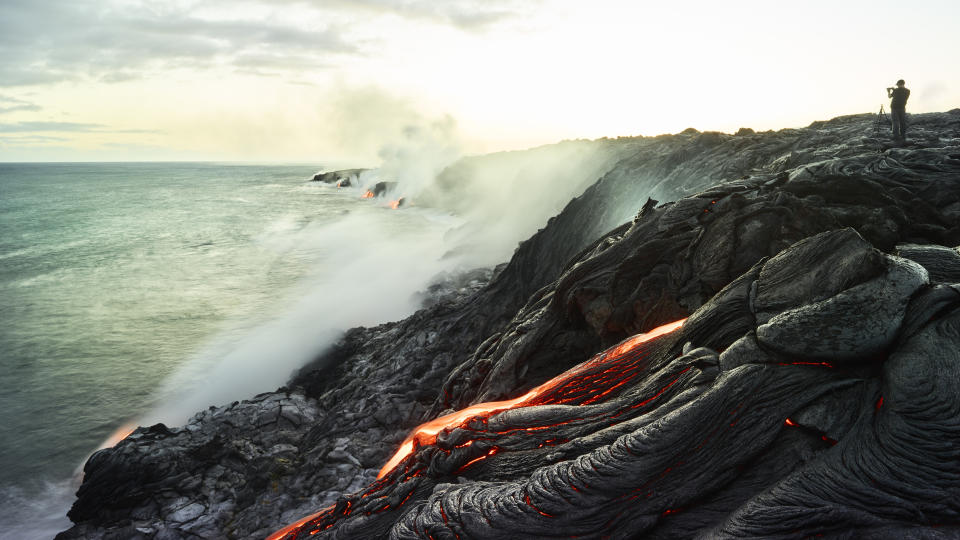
[896,79,905,87]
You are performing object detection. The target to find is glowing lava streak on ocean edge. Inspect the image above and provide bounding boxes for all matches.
[98,422,138,450]
[77,421,138,481]
[377,318,686,478]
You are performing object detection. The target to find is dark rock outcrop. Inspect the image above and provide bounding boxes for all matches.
[58,110,960,539]
[311,169,366,186]
[368,181,397,198]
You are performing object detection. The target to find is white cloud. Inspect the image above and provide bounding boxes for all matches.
[0,95,41,114]
[0,121,105,133]
[0,120,163,134]
[0,1,353,86]
[319,0,530,30]
[0,0,528,88]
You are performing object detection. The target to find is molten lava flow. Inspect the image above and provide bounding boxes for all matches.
[362,190,375,199]
[270,318,687,539]
[97,422,138,450]
[266,506,333,540]
[377,390,539,477]
[388,197,405,210]
[454,448,501,475]
[377,318,686,478]
[600,320,684,361]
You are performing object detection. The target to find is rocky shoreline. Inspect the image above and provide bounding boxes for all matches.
[58,110,960,539]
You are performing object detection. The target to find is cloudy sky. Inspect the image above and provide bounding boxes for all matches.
[1,0,957,162]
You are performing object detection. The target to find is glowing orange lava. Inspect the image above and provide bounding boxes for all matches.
[362,190,375,199]
[601,320,685,359]
[97,422,138,450]
[266,506,333,540]
[377,318,686,478]
[377,390,539,477]
[269,318,687,539]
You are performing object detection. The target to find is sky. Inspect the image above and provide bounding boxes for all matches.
[0,0,958,163]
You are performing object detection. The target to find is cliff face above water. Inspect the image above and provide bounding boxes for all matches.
[58,110,960,539]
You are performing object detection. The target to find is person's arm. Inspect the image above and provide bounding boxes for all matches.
[887,88,894,98]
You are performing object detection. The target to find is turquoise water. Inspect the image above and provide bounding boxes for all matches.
[0,163,458,538]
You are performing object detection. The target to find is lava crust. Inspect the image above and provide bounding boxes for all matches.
[58,110,960,539]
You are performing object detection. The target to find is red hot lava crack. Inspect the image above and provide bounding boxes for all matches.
[268,319,686,539]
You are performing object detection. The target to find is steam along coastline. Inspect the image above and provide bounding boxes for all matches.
[58,110,960,539]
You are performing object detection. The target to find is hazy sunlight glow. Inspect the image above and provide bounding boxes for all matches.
[0,0,957,162]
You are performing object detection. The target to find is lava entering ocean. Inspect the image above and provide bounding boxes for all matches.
[77,421,139,481]
[96,422,138,451]
[269,319,685,539]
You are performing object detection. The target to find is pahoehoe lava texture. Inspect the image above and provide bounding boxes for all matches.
[58,111,960,539]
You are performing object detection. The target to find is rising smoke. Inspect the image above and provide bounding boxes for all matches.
[143,208,458,426]
[140,86,623,428]
[418,140,627,266]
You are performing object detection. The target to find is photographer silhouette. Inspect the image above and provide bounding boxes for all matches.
[886,79,910,142]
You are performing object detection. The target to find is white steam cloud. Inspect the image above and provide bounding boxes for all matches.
[376,114,462,199]
[418,141,624,266]
[143,207,461,426]
[140,86,621,428]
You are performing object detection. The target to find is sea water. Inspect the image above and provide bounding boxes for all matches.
[0,162,459,539]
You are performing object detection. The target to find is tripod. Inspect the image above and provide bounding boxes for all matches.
[874,104,890,139]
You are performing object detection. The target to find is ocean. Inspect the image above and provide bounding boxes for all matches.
[0,162,461,539]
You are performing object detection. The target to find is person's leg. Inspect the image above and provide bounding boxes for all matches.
[892,109,906,141]
[891,109,901,139]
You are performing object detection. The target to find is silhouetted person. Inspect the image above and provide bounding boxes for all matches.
[887,79,910,142]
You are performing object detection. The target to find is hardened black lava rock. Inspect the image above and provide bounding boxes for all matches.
[58,110,960,539]
[270,230,959,539]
